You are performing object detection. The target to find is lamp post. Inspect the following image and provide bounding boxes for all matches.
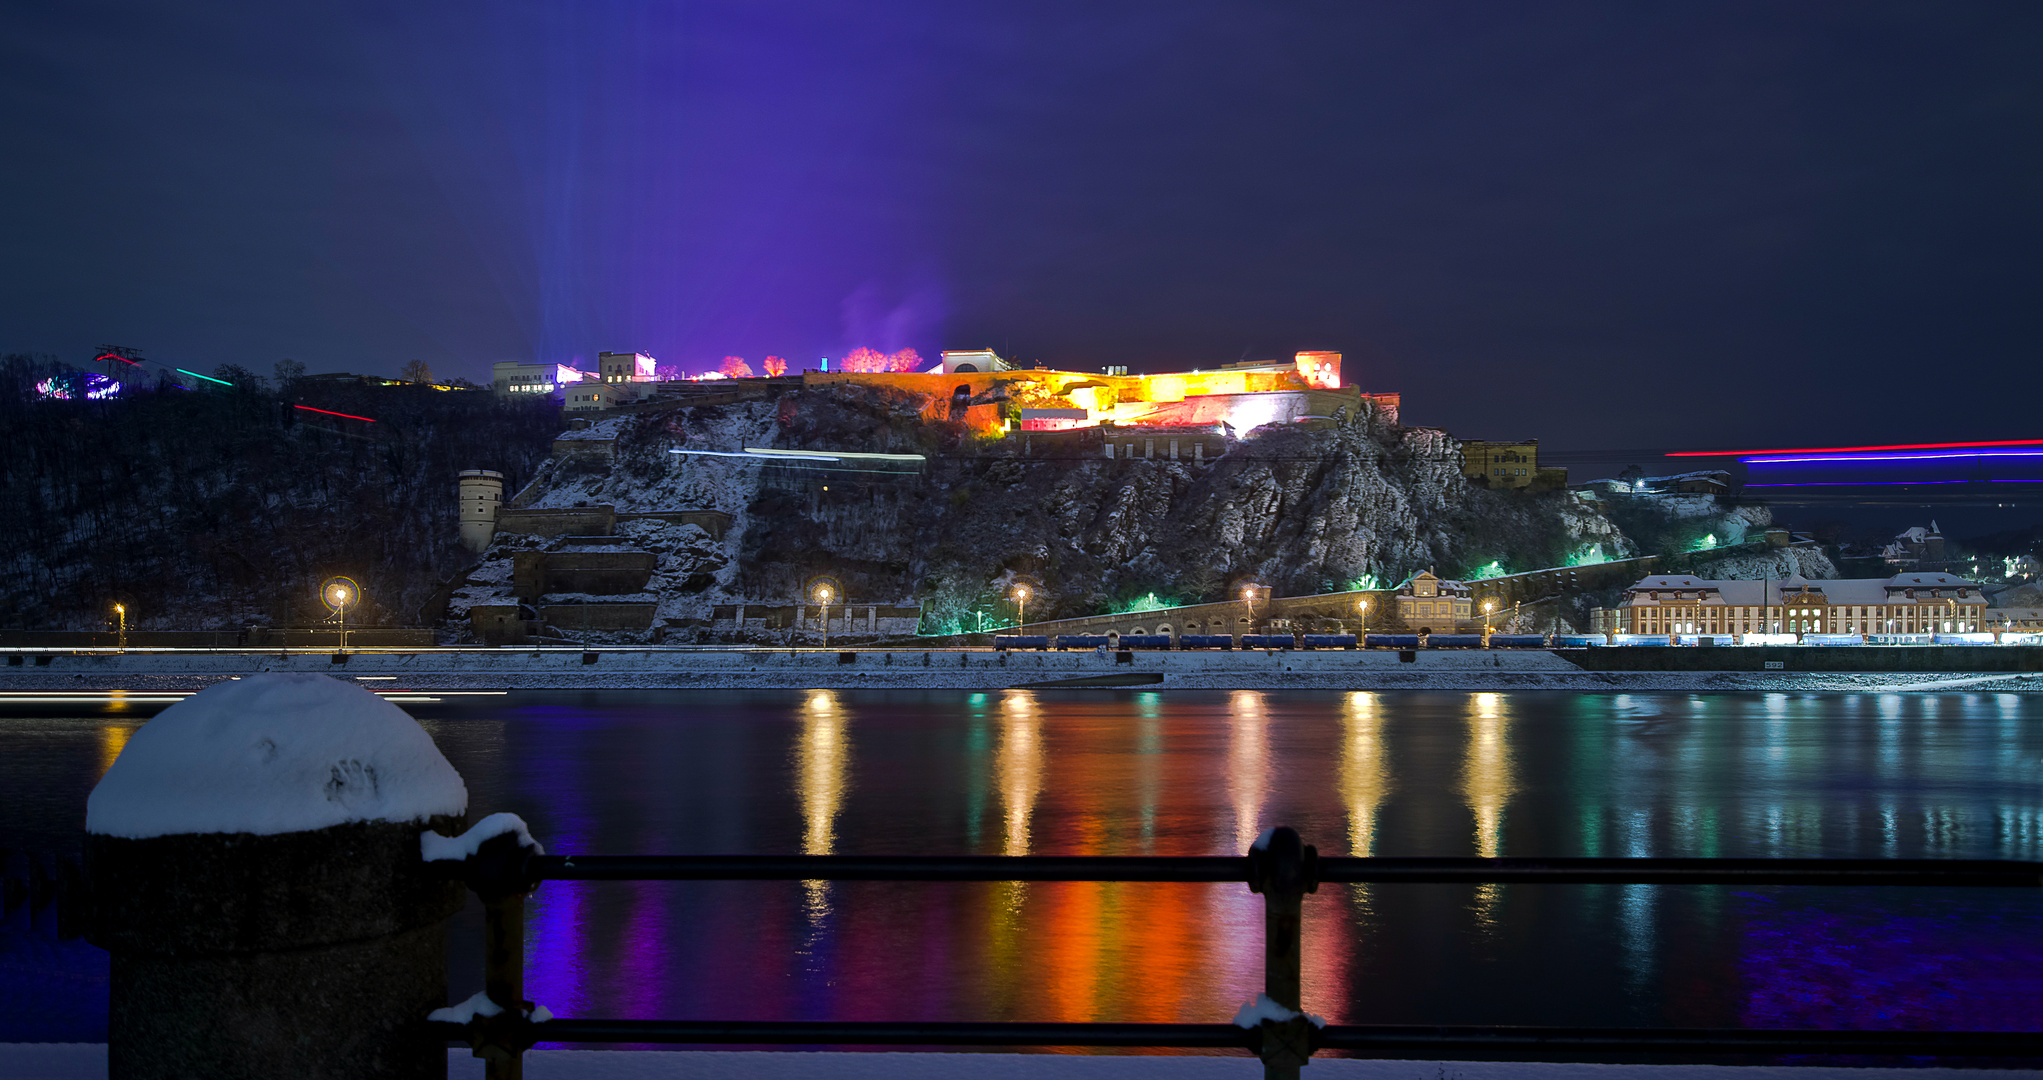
[1355,596,1368,637]
[1482,599,1497,647]
[1014,584,1030,631]
[326,581,356,651]
[114,603,126,652]
[1241,585,1258,639]
[814,584,834,648]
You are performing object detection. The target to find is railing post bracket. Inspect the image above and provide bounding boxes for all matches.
[1247,826,1320,1079]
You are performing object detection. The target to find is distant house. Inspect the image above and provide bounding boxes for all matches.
[1883,522,1950,569]
[1579,471,1730,497]
[1988,607,2043,632]
[1460,440,1567,491]
[1396,571,1473,632]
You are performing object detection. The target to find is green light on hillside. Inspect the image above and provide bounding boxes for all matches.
[1122,592,1169,613]
[1467,561,1506,580]
[1566,546,1610,567]
[1347,573,1383,592]
[176,368,233,387]
[1693,534,1718,551]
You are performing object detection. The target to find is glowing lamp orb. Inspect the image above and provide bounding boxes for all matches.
[1014,585,1030,601]
[321,576,361,613]
[814,585,834,605]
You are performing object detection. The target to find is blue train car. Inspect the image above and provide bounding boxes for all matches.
[1057,635,1112,650]
[1177,634,1234,650]
[1487,634,1546,648]
[1611,634,1673,646]
[993,635,1050,651]
[1240,634,1294,650]
[1427,634,1484,649]
[1551,635,1604,648]
[1365,634,1421,648]
[1300,634,1357,650]
[1120,635,1172,650]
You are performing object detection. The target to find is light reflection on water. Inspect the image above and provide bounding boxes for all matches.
[6,689,2043,1046]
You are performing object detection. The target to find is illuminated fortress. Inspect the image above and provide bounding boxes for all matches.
[805,349,1398,438]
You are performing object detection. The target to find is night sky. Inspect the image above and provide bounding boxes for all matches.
[5,1,2040,461]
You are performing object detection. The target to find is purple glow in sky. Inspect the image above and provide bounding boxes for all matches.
[5,2,2043,450]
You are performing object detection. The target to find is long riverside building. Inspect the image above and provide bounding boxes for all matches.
[1617,572,1987,636]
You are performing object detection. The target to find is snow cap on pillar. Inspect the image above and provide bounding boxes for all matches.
[87,673,467,839]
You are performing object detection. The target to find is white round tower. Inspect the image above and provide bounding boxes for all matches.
[458,470,504,553]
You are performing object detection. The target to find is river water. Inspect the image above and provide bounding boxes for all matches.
[5,689,2043,1050]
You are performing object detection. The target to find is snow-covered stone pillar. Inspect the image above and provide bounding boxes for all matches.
[85,674,469,1080]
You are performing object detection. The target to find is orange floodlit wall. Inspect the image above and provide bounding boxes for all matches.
[1295,351,1342,389]
[803,351,1380,435]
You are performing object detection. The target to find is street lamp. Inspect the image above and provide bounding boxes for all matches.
[1013,584,1031,630]
[113,603,126,652]
[1241,585,1258,638]
[815,583,834,648]
[1482,599,1497,646]
[1355,596,1369,637]
[323,578,358,651]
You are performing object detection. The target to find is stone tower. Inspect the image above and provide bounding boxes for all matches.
[458,470,504,553]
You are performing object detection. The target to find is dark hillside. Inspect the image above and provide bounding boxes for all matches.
[0,357,559,630]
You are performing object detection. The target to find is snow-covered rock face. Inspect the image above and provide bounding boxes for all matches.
[1688,545,1841,581]
[86,674,467,839]
[455,388,1635,640]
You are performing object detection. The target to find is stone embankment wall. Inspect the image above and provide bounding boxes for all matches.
[5,646,2041,693]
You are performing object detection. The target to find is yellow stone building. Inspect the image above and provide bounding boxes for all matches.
[1396,571,1474,631]
[1460,440,1567,490]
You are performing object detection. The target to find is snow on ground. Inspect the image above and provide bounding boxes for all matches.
[4,1046,2038,1080]
[84,673,466,838]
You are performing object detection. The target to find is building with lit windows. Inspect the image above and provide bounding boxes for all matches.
[1395,571,1474,632]
[492,362,591,396]
[563,385,618,412]
[1616,572,1987,636]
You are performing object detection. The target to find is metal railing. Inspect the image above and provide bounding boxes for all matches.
[430,828,2043,1080]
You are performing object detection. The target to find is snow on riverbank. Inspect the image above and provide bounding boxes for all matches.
[4,1046,2036,1080]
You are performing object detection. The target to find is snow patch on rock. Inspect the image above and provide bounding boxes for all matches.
[86,673,466,839]
[423,811,544,861]
[429,991,503,1025]
[428,990,553,1026]
[1232,993,1325,1028]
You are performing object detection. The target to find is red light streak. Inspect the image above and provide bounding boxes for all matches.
[293,405,377,422]
[1668,438,2043,457]
[95,353,140,366]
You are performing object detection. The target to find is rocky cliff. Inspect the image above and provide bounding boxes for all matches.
[451,385,1631,641]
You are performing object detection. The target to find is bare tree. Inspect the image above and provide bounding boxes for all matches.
[399,359,435,384]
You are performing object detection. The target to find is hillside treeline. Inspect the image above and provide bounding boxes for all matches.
[0,355,559,630]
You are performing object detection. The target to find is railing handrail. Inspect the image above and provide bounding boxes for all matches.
[441,829,2043,1080]
[529,853,2043,887]
[427,1017,2043,1057]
